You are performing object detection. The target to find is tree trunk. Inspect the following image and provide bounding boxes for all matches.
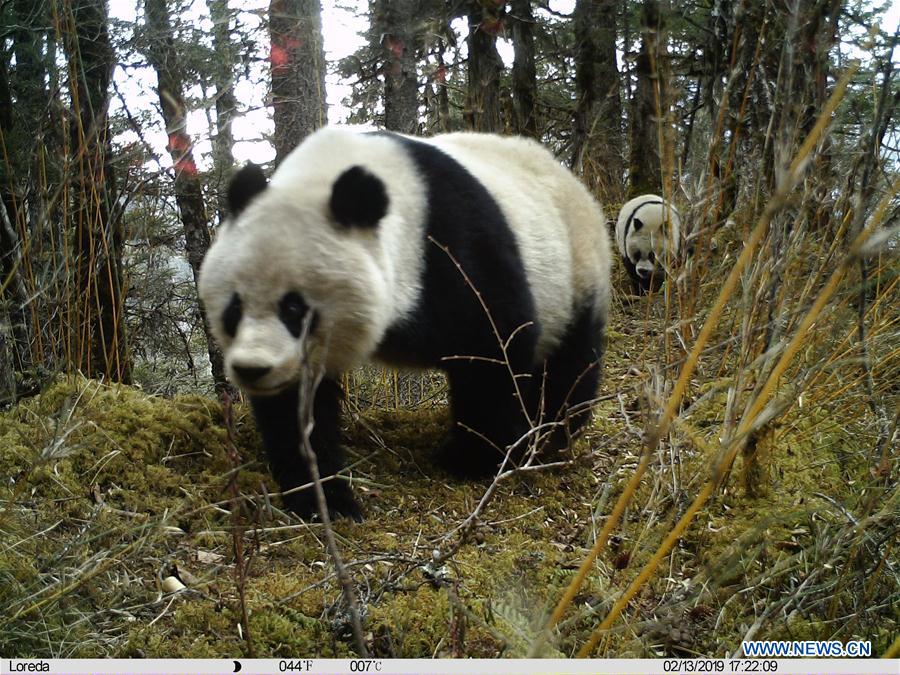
[269,0,327,165]
[628,0,665,196]
[145,0,234,398]
[375,0,419,133]
[65,0,131,383]
[510,0,537,138]
[796,0,842,136]
[571,0,623,196]
[465,0,504,133]
[0,49,32,381]
[797,0,842,230]
[209,0,239,224]
[2,0,56,379]
[436,40,451,132]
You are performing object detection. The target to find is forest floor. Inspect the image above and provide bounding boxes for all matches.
[1,263,896,658]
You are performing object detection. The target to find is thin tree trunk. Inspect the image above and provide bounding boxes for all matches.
[65,0,131,383]
[269,0,327,164]
[465,0,504,133]
[572,0,622,195]
[0,52,32,380]
[145,0,233,398]
[375,0,419,133]
[628,0,665,196]
[436,40,451,132]
[798,0,842,230]
[3,0,55,377]
[510,0,537,138]
[209,0,238,224]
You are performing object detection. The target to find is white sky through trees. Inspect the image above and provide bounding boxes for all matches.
[107,1,898,175]
[107,0,570,170]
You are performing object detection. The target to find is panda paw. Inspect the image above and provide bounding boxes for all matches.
[282,482,363,522]
[434,432,506,480]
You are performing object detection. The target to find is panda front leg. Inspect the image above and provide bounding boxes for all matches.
[249,378,362,521]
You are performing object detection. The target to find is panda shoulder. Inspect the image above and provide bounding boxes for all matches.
[429,132,551,163]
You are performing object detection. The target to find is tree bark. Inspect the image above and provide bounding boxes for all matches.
[269,0,327,165]
[145,0,233,398]
[510,0,537,138]
[797,0,842,230]
[571,0,622,195]
[0,46,32,381]
[209,0,239,224]
[465,0,504,133]
[65,0,131,383]
[375,0,419,133]
[628,0,666,196]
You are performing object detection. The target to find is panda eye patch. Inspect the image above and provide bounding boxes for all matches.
[278,291,317,338]
[223,293,242,337]
[648,252,656,263]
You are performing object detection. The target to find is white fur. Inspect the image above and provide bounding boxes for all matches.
[424,133,610,357]
[199,128,610,390]
[615,194,680,281]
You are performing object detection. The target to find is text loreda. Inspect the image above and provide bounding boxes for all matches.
[7,662,50,672]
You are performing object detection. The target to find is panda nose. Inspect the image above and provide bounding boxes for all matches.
[232,364,272,383]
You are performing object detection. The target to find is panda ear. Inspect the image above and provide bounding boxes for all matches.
[329,166,389,229]
[227,163,268,217]
[633,217,644,231]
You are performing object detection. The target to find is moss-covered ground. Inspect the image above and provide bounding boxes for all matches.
[1,268,896,658]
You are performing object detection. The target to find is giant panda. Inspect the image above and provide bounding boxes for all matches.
[615,194,680,294]
[198,128,612,520]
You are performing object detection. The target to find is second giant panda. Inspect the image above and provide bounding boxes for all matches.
[199,128,612,520]
[615,194,680,294]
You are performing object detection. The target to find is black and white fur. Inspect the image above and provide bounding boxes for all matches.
[199,128,612,520]
[615,194,680,293]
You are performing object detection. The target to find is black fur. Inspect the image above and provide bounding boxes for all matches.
[222,293,242,338]
[228,163,268,216]
[249,134,604,517]
[622,254,662,294]
[531,302,605,451]
[250,378,362,521]
[329,165,389,228]
[372,134,543,476]
[278,291,315,338]
[621,199,668,295]
[622,199,663,243]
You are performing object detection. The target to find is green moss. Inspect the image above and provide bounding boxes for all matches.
[369,585,451,657]
[1,345,895,659]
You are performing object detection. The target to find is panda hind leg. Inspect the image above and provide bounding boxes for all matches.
[436,360,535,478]
[532,303,605,453]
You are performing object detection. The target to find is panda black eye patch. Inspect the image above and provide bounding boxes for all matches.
[223,293,242,337]
[278,291,317,337]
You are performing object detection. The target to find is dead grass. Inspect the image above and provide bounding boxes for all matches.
[1,20,897,659]
[1,225,895,657]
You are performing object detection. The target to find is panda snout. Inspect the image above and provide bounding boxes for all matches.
[636,265,653,279]
[232,364,272,384]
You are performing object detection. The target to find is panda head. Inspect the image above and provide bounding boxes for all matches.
[198,159,391,395]
[625,216,665,284]
[617,197,680,292]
